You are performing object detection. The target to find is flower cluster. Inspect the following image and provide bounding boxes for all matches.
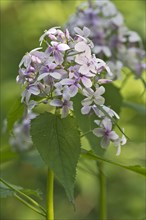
[16,26,126,155]
[65,0,146,79]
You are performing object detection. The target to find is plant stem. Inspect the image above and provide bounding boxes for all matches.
[98,161,107,220]
[0,178,46,214]
[46,168,54,220]
[14,194,46,217]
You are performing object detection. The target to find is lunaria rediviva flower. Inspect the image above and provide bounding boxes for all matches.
[65,0,146,79]
[16,26,126,155]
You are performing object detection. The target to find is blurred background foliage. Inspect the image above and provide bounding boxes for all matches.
[0,0,145,219]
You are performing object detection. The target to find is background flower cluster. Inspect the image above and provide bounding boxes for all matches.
[66,0,146,79]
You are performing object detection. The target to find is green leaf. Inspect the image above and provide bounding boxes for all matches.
[30,112,81,202]
[7,98,25,132]
[123,101,146,115]
[82,150,146,177]
[0,178,46,216]
[0,179,42,199]
[103,84,123,115]
[0,182,22,198]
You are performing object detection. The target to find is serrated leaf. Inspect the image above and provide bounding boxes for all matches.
[82,150,146,177]
[30,112,81,202]
[7,98,25,132]
[73,94,104,156]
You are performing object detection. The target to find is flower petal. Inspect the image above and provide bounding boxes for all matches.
[102,118,112,131]
[94,96,105,105]
[54,51,63,64]
[94,86,105,96]
[108,131,119,140]
[101,137,110,148]
[50,72,61,79]
[29,86,40,95]
[37,72,50,81]
[93,128,105,137]
[50,99,62,107]
[83,27,90,37]
[81,77,92,88]
[58,43,70,51]
[81,98,92,106]
[60,78,75,85]
[81,106,91,114]
[69,85,78,97]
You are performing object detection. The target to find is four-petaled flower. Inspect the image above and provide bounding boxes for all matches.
[81,86,105,114]
[93,117,119,148]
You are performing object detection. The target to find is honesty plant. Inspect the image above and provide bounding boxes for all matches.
[66,0,146,79]
[16,26,126,155]
[2,13,146,220]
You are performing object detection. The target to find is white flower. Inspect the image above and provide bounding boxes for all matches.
[114,132,127,156]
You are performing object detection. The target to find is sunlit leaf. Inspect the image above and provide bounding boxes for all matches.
[30,112,81,202]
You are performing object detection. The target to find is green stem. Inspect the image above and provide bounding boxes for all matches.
[98,162,107,220]
[14,194,46,217]
[46,168,54,220]
[0,178,46,214]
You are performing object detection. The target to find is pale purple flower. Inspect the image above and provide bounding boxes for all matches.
[21,84,40,103]
[38,62,62,81]
[93,117,119,148]
[46,41,70,64]
[75,53,96,76]
[50,99,73,118]
[81,86,105,114]
[75,41,91,58]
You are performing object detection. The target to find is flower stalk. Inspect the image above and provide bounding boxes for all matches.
[46,168,54,220]
[98,161,107,220]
